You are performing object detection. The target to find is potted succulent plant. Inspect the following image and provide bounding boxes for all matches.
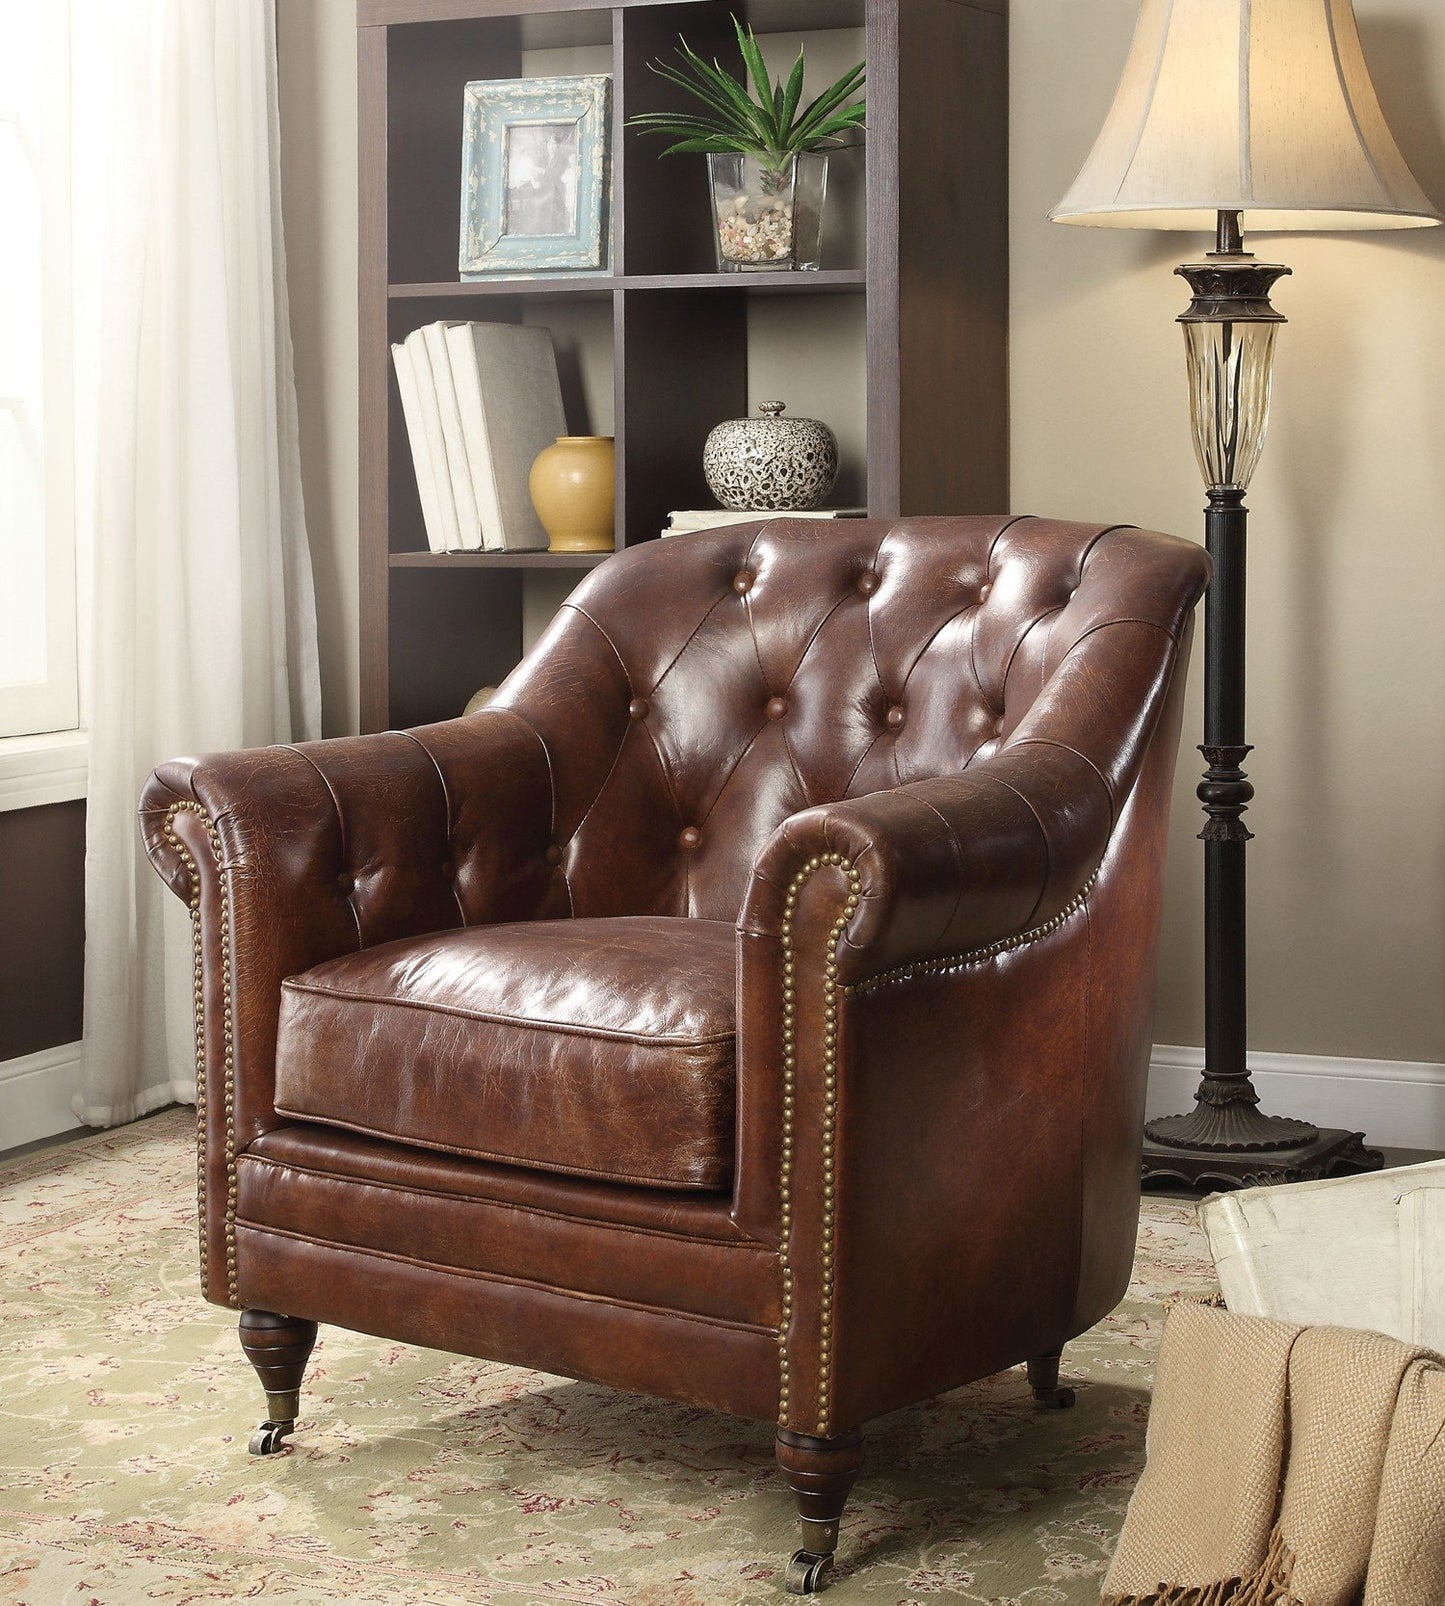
[627,17,866,272]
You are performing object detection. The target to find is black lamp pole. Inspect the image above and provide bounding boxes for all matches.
[1140,212,1382,1190]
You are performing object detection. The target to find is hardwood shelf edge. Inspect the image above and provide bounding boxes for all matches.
[626,269,866,292]
[387,269,866,298]
[361,1,875,28]
[389,277,619,299]
[362,0,638,24]
[390,551,614,569]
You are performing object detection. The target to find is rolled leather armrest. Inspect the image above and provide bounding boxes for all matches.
[739,612,1186,985]
[731,738,1114,1264]
[138,710,559,1151]
[738,743,1109,987]
[139,710,561,1308]
[733,611,1197,1426]
[141,711,559,940]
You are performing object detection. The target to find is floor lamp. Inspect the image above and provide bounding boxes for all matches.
[1051,0,1441,1188]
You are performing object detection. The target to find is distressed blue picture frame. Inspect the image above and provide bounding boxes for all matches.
[460,76,612,277]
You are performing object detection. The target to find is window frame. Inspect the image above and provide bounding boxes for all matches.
[0,1,79,744]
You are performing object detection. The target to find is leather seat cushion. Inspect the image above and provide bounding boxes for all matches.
[272,916,738,1191]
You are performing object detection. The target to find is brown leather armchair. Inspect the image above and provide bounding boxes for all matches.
[141,516,1207,1593]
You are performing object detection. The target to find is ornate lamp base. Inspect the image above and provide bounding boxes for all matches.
[1142,1108,1382,1190]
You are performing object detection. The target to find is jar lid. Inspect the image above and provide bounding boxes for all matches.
[745,401,828,428]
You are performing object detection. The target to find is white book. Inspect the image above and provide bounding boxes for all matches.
[422,322,483,550]
[400,328,462,553]
[664,508,865,537]
[444,326,504,553]
[1199,1159,1445,1346]
[445,322,565,552]
[391,340,448,554]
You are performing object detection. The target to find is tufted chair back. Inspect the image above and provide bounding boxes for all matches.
[490,515,1195,924]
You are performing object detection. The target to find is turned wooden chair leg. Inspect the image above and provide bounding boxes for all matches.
[239,1309,318,1456]
[774,1427,864,1595]
[1027,1350,1077,1410]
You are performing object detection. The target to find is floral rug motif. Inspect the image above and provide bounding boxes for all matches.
[0,1110,1216,1605]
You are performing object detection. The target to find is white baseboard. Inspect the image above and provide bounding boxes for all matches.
[1148,1044,1445,1153]
[2,1039,1438,1162]
[0,1041,83,1153]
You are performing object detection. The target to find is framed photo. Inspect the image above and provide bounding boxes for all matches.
[460,76,612,277]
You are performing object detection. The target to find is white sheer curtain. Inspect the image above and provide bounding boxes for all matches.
[74,0,321,1126]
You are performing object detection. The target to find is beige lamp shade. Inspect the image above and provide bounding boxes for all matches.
[1052,0,1442,231]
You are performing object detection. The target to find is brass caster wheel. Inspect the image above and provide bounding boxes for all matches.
[1031,1385,1076,1411]
[248,1419,295,1456]
[785,1550,834,1595]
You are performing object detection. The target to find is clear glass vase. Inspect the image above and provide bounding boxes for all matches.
[708,152,829,272]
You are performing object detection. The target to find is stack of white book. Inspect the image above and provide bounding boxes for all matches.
[664,508,866,537]
[391,322,567,553]
[1200,1158,1445,1350]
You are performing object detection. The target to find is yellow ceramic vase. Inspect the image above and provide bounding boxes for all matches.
[529,435,616,553]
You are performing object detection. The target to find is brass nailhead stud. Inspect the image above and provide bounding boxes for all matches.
[166,801,238,1307]
[775,850,861,1435]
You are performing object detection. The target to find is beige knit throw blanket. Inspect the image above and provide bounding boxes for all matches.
[1102,1302,1445,1606]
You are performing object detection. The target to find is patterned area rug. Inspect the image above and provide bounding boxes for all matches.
[0,1110,1217,1605]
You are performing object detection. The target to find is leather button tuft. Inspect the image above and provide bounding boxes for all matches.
[886,704,906,731]
[628,697,649,721]
[857,570,880,595]
[733,571,753,595]
[766,696,788,720]
[978,582,991,602]
[441,861,456,879]
[545,844,564,867]
[680,826,702,850]
[336,872,354,895]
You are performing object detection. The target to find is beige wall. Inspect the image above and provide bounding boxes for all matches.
[276,0,1445,1063]
[278,0,360,739]
[1013,0,1445,1062]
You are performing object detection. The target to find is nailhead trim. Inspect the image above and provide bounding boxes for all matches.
[162,801,240,1309]
[777,851,861,1437]
[844,871,1099,1000]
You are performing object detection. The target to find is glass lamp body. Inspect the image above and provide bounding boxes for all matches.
[1175,253,1291,492]
[1182,320,1279,492]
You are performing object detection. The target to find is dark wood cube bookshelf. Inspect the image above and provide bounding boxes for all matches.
[358,0,1008,732]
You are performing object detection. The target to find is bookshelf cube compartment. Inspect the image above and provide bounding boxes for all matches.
[386,294,615,558]
[388,566,523,730]
[747,290,868,510]
[384,12,617,288]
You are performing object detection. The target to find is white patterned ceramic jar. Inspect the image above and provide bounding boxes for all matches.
[703,401,840,512]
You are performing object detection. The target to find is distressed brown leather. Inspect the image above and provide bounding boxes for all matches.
[274,916,737,1189]
[140,515,1207,1453]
